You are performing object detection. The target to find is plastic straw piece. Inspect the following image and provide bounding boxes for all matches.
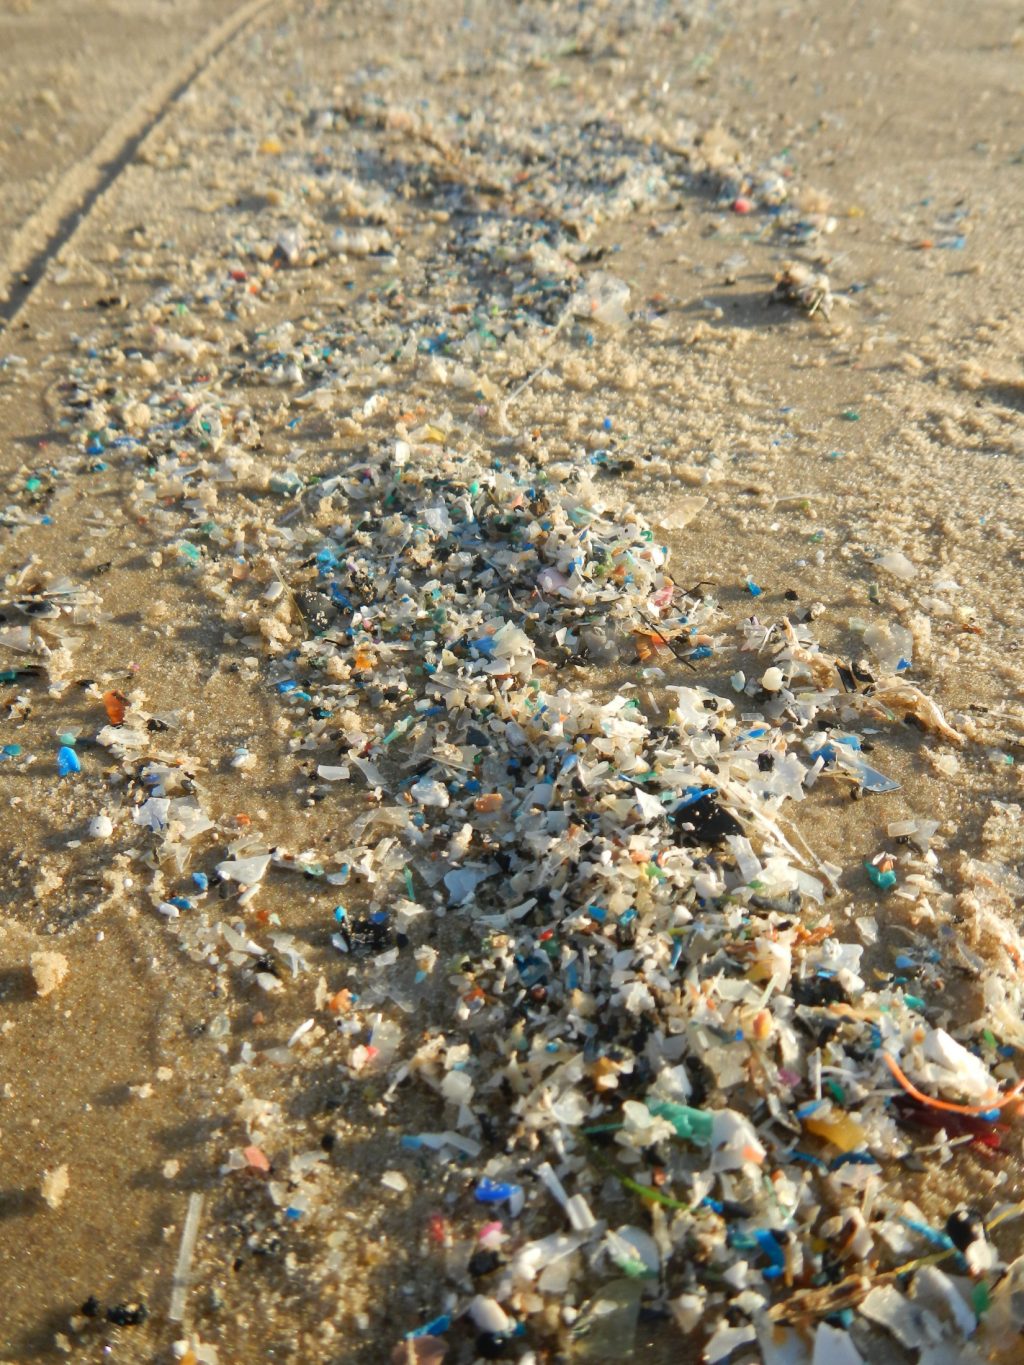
[880,1051,1024,1117]
[168,1192,204,1322]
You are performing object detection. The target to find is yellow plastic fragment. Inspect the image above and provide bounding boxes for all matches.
[803,1113,867,1152]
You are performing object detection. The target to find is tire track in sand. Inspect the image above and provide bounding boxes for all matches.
[0,0,280,330]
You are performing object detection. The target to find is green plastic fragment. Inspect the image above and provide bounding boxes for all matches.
[972,1281,991,1316]
[403,866,416,901]
[647,1101,714,1145]
[841,409,860,421]
[615,1253,652,1279]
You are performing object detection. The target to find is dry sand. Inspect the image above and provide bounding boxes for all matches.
[0,1,1022,1362]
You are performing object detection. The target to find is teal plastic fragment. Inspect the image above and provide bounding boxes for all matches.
[646,1101,714,1145]
[865,862,897,890]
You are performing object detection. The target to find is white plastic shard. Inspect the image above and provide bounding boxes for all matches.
[215,853,271,884]
[860,1284,928,1350]
[920,1028,998,1101]
[812,1323,864,1365]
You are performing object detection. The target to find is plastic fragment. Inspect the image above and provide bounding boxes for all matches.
[168,1194,204,1323]
[215,853,271,885]
[57,745,80,776]
[803,1113,867,1153]
[570,1279,642,1360]
[812,1323,864,1365]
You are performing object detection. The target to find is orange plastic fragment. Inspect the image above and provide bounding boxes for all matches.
[327,989,353,1013]
[473,793,503,813]
[102,690,126,726]
[751,1010,773,1042]
[242,1145,270,1172]
[633,630,673,663]
[353,651,374,672]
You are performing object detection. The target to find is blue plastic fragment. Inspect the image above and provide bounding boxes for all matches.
[900,1216,955,1251]
[787,1150,829,1170]
[755,1229,786,1278]
[408,1314,452,1340]
[795,1099,826,1119]
[830,1151,879,1170]
[57,745,81,776]
[191,872,209,893]
[474,1177,522,1206]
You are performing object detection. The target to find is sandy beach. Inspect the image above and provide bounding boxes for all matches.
[1,2,1023,1362]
